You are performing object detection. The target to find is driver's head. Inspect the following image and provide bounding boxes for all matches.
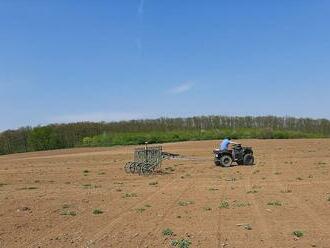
[225,137,231,140]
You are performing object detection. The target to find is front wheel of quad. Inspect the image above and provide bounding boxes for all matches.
[243,154,254,165]
[214,159,221,166]
[220,155,233,167]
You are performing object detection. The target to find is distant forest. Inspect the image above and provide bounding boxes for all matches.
[1,115,330,155]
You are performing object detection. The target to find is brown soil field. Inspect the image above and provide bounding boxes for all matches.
[0,139,330,248]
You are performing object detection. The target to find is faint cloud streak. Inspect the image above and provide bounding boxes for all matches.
[169,82,194,95]
[136,0,145,55]
[138,0,144,17]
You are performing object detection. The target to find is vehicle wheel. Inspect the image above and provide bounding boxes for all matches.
[129,162,137,173]
[124,162,132,173]
[243,154,254,165]
[140,163,152,175]
[214,159,221,166]
[134,162,143,173]
[220,155,232,167]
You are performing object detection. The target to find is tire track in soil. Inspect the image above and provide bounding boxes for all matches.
[92,164,202,247]
[245,169,277,248]
[136,165,203,247]
[215,176,228,247]
[134,180,195,247]
[25,173,178,248]
[269,154,330,237]
[84,177,183,247]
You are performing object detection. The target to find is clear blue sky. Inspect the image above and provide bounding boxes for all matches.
[1,1,330,131]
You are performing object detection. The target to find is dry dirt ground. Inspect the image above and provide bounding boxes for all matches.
[0,139,330,248]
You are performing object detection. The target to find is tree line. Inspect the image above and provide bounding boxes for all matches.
[1,115,330,155]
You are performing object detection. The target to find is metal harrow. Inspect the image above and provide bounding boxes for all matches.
[124,144,162,176]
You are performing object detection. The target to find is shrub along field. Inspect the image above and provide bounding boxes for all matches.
[81,129,323,147]
[0,139,329,247]
[1,115,330,155]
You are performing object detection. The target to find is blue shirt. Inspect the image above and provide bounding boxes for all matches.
[220,139,231,150]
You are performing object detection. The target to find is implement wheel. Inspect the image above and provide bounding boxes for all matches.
[140,163,153,176]
[129,162,138,173]
[124,162,132,173]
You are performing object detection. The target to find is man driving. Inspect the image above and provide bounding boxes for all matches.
[220,137,237,151]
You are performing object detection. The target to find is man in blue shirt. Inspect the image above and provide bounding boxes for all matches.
[220,137,237,150]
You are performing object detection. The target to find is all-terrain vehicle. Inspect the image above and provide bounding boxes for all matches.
[213,144,254,167]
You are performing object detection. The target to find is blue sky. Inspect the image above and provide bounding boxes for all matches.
[1,1,330,131]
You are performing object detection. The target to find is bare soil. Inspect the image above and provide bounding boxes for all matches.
[0,139,330,248]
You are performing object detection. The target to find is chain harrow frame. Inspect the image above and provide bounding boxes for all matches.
[124,146,162,175]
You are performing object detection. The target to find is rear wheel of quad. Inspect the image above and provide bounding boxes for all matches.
[243,154,254,165]
[220,155,232,167]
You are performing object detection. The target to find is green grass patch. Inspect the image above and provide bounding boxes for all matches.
[61,210,76,216]
[292,230,304,238]
[123,192,138,198]
[171,238,191,248]
[267,200,282,206]
[82,184,101,189]
[162,228,174,236]
[233,201,251,208]
[219,200,230,209]
[281,189,292,193]
[178,200,194,206]
[93,209,103,215]
[135,208,146,213]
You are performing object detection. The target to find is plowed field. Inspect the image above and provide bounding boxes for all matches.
[0,139,329,247]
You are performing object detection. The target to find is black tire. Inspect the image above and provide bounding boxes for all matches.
[214,159,221,166]
[220,155,233,167]
[243,154,254,165]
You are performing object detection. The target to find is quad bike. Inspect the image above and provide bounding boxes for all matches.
[213,144,254,167]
